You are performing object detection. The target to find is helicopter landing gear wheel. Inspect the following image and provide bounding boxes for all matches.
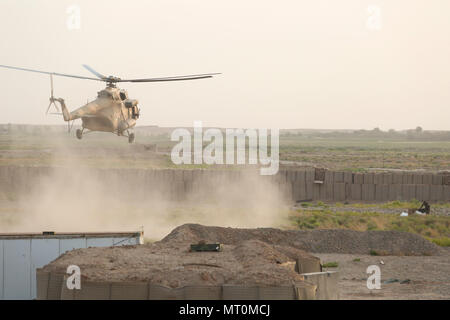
[76,129,83,140]
[128,133,135,144]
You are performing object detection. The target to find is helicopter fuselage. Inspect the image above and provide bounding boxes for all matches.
[62,86,140,135]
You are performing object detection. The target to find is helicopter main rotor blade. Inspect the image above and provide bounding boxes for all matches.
[82,64,106,79]
[0,64,104,82]
[0,64,221,84]
[118,73,221,83]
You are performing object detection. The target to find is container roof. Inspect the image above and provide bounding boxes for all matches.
[0,231,142,240]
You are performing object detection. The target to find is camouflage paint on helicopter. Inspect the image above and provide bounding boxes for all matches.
[53,87,140,142]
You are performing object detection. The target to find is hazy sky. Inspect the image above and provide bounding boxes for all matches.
[0,0,449,130]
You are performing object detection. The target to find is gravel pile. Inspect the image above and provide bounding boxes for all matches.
[162,224,442,256]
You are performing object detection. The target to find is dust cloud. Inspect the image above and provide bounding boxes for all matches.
[5,137,288,240]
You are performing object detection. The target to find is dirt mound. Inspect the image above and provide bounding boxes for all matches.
[42,237,315,287]
[42,224,440,288]
[161,224,442,256]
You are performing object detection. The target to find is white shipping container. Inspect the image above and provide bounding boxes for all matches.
[0,231,143,300]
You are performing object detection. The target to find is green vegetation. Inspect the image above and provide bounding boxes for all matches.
[279,128,450,171]
[290,206,450,245]
[279,137,450,171]
[353,258,361,262]
[430,237,450,247]
[312,200,450,210]
[322,262,339,268]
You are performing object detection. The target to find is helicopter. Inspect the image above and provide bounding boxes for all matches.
[0,64,219,143]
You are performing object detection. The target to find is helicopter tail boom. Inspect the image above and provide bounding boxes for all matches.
[49,97,72,121]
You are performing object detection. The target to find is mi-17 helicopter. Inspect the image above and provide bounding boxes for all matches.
[0,64,219,143]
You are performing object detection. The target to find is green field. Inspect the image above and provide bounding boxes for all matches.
[285,200,450,246]
[0,125,449,171]
[280,136,450,171]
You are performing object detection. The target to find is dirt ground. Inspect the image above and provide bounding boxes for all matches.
[316,250,450,300]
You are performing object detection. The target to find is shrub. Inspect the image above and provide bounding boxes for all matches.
[367,222,377,231]
[322,262,339,268]
[431,237,450,247]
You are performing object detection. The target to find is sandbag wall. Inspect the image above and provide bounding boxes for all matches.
[36,270,317,300]
[0,166,448,202]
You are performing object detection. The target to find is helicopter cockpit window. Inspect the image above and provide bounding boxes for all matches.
[119,91,127,101]
[132,106,140,119]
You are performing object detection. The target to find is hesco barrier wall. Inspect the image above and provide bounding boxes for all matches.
[302,272,339,300]
[286,169,449,202]
[36,234,339,300]
[37,257,336,300]
[36,270,320,300]
[0,232,142,300]
[0,166,448,202]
